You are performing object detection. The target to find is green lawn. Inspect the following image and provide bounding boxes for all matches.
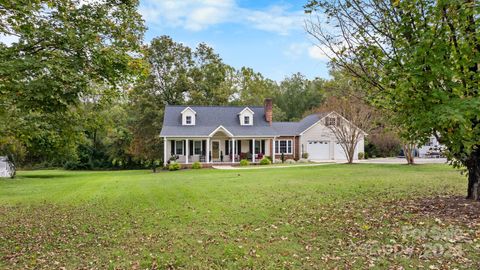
[0,164,478,269]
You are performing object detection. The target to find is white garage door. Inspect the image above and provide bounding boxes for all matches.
[307,140,330,160]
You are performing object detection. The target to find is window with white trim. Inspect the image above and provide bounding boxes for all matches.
[244,116,250,125]
[275,140,292,154]
[175,141,184,155]
[194,140,202,155]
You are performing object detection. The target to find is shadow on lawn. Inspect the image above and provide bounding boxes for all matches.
[401,195,480,226]
[19,174,72,179]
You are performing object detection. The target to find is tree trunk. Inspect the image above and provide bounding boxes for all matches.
[403,144,415,165]
[347,145,355,164]
[466,148,480,200]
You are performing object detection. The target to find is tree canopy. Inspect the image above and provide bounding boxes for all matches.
[306,0,480,199]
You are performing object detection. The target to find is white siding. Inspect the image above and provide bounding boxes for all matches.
[300,120,365,160]
[239,109,254,126]
[181,108,196,125]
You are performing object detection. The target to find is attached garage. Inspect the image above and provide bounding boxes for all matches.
[334,142,359,160]
[299,112,366,161]
[307,140,330,160]
[334,142,348,160]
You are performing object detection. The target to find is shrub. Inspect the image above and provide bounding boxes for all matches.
[239,159,249,166]
[281,153,285,163]
[259,157,271,165]
[298,158,309,163]
[358,152,365,160]
[168,162,181,171]
[285,159,296,164]
[302,152,309,159]
[192,161,202,169]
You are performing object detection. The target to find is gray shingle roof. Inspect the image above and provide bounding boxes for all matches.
[159,105,330,137]
[296,113,329,134]
[160,105,276,137]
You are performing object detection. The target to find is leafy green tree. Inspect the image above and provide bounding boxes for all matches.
[189,43,235,105]
[306,0,480,199]
[127,83,164,172]
[145,36,193,105]
[0,0,145,173]
[235,67,278,105]
[277,73,325,121]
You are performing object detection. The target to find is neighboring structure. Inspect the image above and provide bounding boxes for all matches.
[0,156,14,178]
[416,136,445,158]
[160,99,366,166]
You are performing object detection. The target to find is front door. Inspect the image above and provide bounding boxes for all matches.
[212,141,220,160]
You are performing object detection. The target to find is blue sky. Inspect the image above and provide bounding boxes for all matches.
[139,0,330,81]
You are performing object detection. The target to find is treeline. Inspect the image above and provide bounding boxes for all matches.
[3,34,327,170]
[71,36,327,170]
[0,2,400,172]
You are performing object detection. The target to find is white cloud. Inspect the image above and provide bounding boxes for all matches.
[308,45,331,61]
[283,42,309,59]
[140,0,305,35]
[243,6,304,36]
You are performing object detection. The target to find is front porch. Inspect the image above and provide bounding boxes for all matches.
[163,137,275,166]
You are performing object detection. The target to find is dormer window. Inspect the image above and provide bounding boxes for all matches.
[181,107,196,125]
[239,107,254,126]
[244,116,250,125]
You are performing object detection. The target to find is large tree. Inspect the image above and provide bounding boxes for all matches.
[235,67,278,105]
[305,0,480,199]
[0,0,145,172]
[189,43,235,105]
[276,73,325,121]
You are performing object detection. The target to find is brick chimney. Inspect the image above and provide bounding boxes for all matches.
[264,98,273,125]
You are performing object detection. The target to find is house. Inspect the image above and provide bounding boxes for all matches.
[0,156,14,178]
[160,99,365,166]
[416,136,445,158]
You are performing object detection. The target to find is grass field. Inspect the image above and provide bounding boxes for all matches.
[1,164,479,269]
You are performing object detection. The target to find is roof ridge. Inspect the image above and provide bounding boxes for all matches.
[165,104,264,108]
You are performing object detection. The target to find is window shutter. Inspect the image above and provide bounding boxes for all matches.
[249,140,253,153]
[225,140,229,155]
[237,140,241,154]
[171,140,175,155]
[337,116,341,126]
[261,140,265,154]
[202,140,206,156]
[183,140,186,155]
[189,140,193,156]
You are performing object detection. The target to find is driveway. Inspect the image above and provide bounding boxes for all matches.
[311,157,448,164]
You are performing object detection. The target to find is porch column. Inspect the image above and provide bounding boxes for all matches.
[231,138,235,163]
[206,138,210,163]
[163,137,167,167]
[272,137,276,163]
[252,138,256,163]
[185,139,189,164]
